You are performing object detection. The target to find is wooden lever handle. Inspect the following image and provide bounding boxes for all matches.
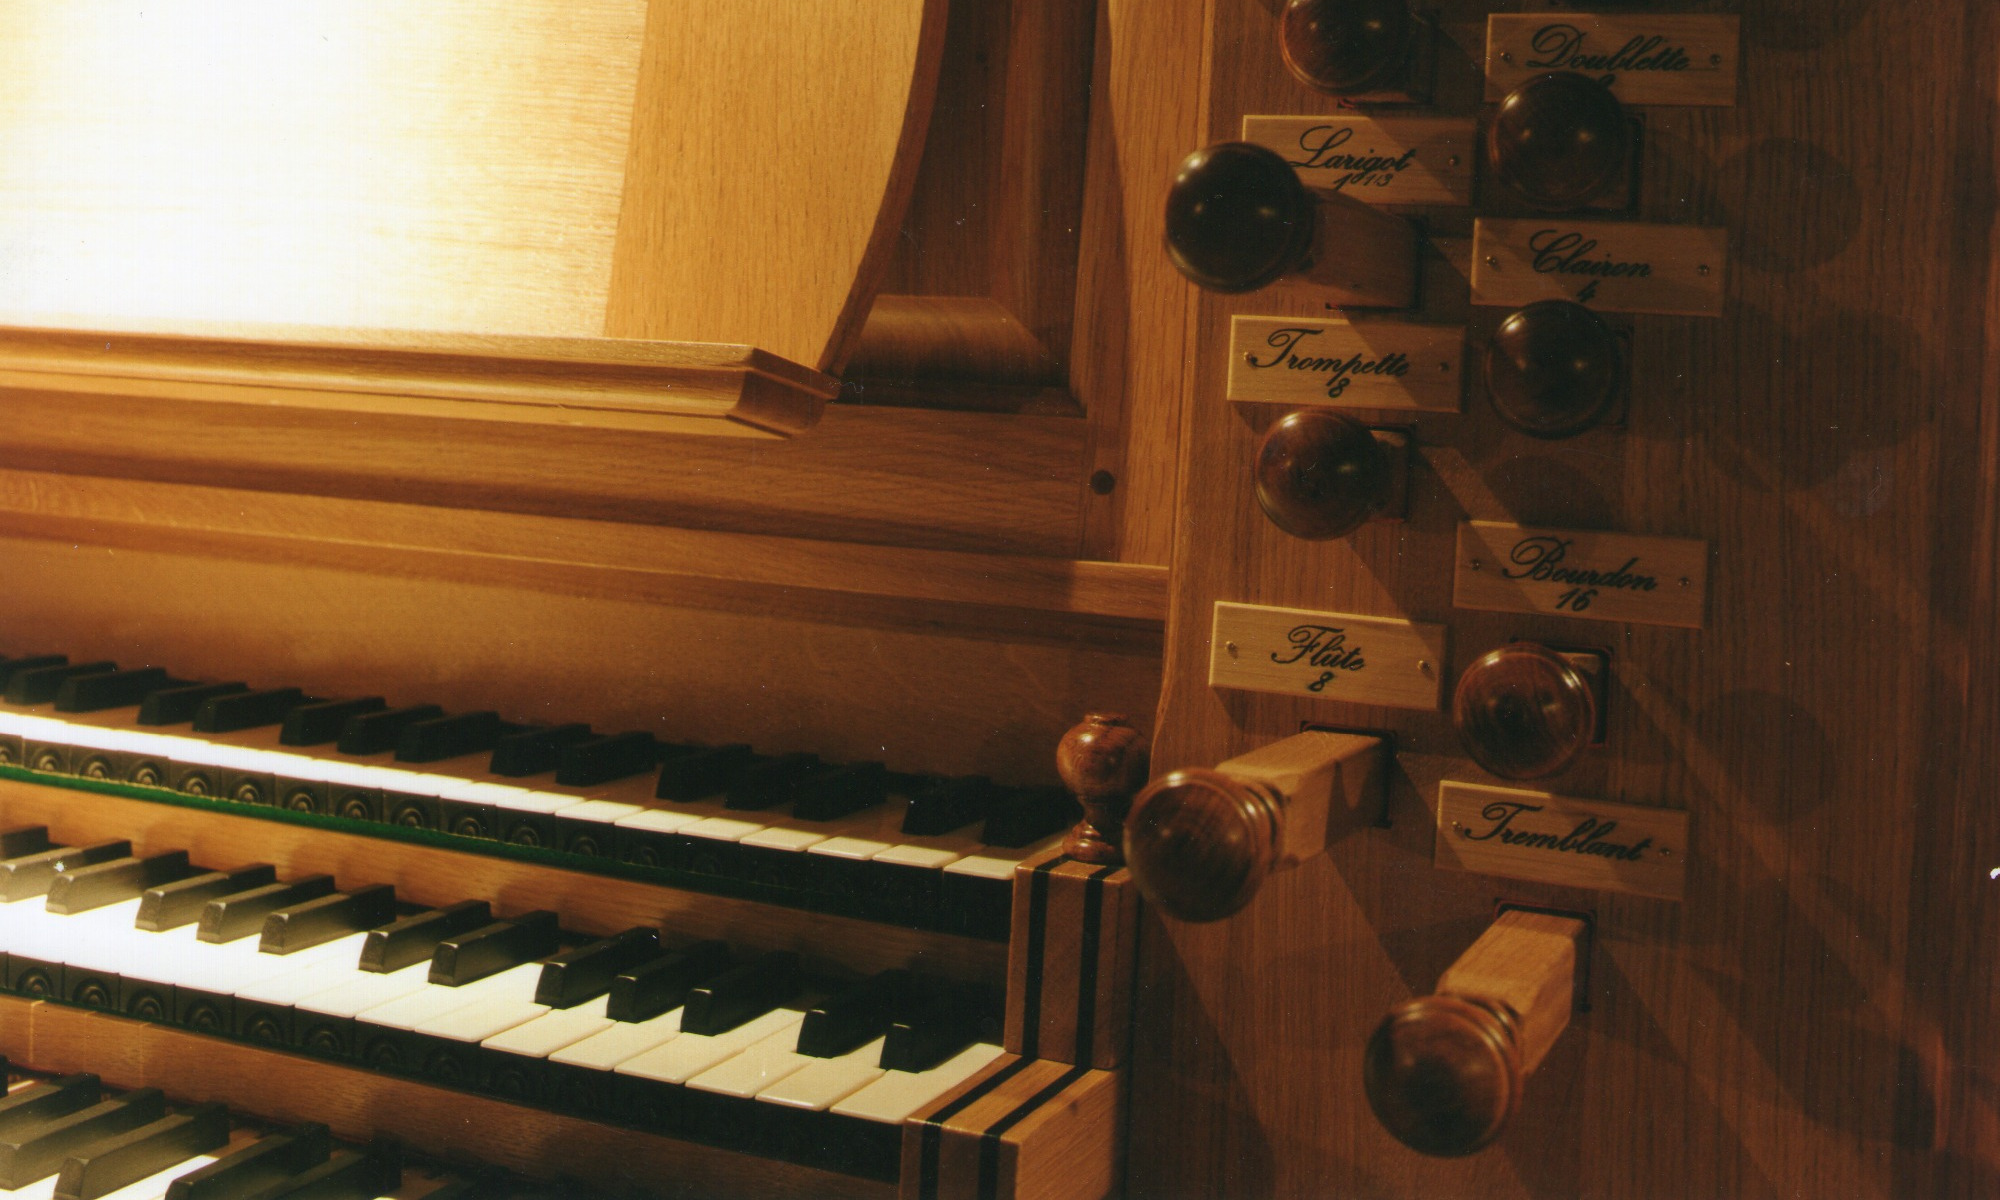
[1255,410,1396,540]
[1482,301,1624,439]
[1364,909,1587,1155]
[1123,730,1381,922]
[1451,642,1599,780]
[1485,72,1633,211]
[1279,0,1418,96]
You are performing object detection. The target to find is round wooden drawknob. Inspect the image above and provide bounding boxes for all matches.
[1483,300,1623,439]
[1451,643,1597,780]
[1279,0,1417,96]
[1485,72,1632,211]
[1255,410,1392,540]
[1165,142,1316,294]
[1057,713,1151,865]
[1364,993,1524,1156]
[1123,767,1283,922]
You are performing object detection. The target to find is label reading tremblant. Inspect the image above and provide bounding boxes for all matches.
[1485,14,1740,106]
[1239,115,1475,206]
[1454,522,1708,629]
[1209,602,1446,711]
[1227,316,1463,412]
[1435,781,1688,900]
[1471,218,1727,317]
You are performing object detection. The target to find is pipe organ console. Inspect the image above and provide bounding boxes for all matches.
[0,1,1993,1198]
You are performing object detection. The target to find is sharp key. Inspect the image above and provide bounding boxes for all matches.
[654,744,754,801]
[47,851,200,915]
[723,753,819,812]
[487,723,592,778]
[679,951,801,1036]
[0,1088,166,1189]
[192,689,313,735]
[279,699,386,748]
[138,684,249,727]
[428,911,559,986]
[790,762,889,822]
[881,979,989,1073]
[900,775,1000,837]
[555,732,658,788]
[163,1123,332,1200]
[2,841,131,903]
[980,786,1081,848]
[237,1144,399,1200]
[6,661,116,706]
[197,876,337,944]
[605,941,730,1023]
[533,927,660,1009]
[394,711,510,764]
[358,901,490,974]
[52,1102,228,1200]
[333,706,444,757]
[797,970,909,1058]
[137,866,279,933]
[258,885,398,955]
[0,828,54,861]
[0,656,70,689]
[0,1076,103,1135]
[54,669,182,714]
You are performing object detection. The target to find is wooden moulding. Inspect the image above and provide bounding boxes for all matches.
[902,1055,1123,1200]
[1003,851,1139,1071]
[1436,909,1589,1077]
[0,325,838,439]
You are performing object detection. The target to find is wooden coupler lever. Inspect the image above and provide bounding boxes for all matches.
[1364,908,1589,1156]
[1122,730,1384,922]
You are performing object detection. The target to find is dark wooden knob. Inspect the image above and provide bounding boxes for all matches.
[1279,0,1417,96]
[1364,993,1522,1157]
[1165,142,1316,294]
[1485,72,1632,211]
[1451,643,1597,780]
[1483,300,1622,439]
[1057,713,1150,865]
[1123,767,1282,922]
[1255,410,1392,540]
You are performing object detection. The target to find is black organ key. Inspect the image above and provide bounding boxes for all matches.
[980,785,1081,848]
[359,900,491,974]
[193,688,313,734]
[198,875,337,943]
[0,655,70,690]
[6,661,116,706]
[1,841,130,902]
[137,864,279,932]
[45,850,200,915]
[429,910,560,986]
[488,723,593,778]
[723,753,820,811]
[54,667,182,714]
[798,969,909,1058]
[881,980,987,1073]
[259,884,398,954]
[163,1122,332,1200]
[395,711,509,764]
[239,1145,399,1200]
[606,940,731,1023]
[0,1075,102,1131]
[533,927,660,1009]
[52,1102,229,1200]
[791,761,889,821]
[679,950,801,1036]
[555,732,657,787]
[0,1087,167,1189]
[0,825,53,860]
[334,705,444,757]
[139,683,250,727]
[279,698,386,747]
[901,775,1000,836]
[655,744,755,801]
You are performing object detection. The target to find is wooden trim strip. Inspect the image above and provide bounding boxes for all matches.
[916,1058,1037,1200]
[1017,858,1067,1059]
[1072,866,1116,1064]
[976,1066,1093,1200]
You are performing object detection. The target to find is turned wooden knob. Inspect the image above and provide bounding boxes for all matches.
[1485,72,1632,211]
[1364,994,1522,1157]
[1452,643,1597,780]
[1165,142,1317,294]
[1279,0,1417,96]
[1483,300,1623,439]
[1255,410,1393,540]
[1123,768,1283,922]
[1057,713,1150,865]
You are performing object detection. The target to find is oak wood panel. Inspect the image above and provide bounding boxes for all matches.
[1133,3,1998,1200]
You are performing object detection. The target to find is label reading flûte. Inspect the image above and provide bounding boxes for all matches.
[1485,14,1740,106]
[1239,115,1475,205]
[1436,781,1689,901]
[1454,522,1708,629]
[1471,219,1727,316]
[1210,602,1445,711]
[1228,317,1463,412]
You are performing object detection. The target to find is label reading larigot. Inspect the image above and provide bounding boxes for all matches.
[1471,218,1727,316]
[1209,602,1445,711]
[1485,14,1741,106]
[1228,316,1463,412]
[1239,115,1474,206]
[1453,522,1708,629]
[1435,781,1689,900]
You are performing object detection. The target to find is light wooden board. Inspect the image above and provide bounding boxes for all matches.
[1227,316,1463,412]
[1453,522,1709,629]
[1434,782,1689,902]
[1471,219,1728,317]
[1209,602,1445,711]
[1239,115,1475,205]
[1484,14,1742,107]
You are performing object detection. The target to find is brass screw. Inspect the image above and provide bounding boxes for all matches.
[1659,846,1674,857]
[1485,255,1500,267]
[1468,559,1483,571]
[1710,53,1723,66]
[1225,641,1240,656]
[1447,154,1461,167]
[1697,264,1711,276]
[1453,821,1470,837]
[1439,360,1452,372]
[1679,576,1692,588]
[1499,51,1513,63]
[1244,351,1256,363]
[1417,660,1434,675]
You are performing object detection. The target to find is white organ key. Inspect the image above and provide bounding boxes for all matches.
[358,963,540,1033]
[942,834,1064,882]
[615,1008,801,1086]
[295,961,433,1019]
[546,1007,684,1071]
[612,808,705,836]
[92,1154,222,1200]
[482,995,615,1059]
[754,1036,890,1111]
[829,1042,1008,1125]
[684,1024,816,1099]
[412,968,549,1044]
[232,933,374,1006]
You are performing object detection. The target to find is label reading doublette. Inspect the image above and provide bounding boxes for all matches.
[1210,602,1446,711]
[1228,316,1463,412]
[1436,781,1688,901]
[1454,522,1708,629]
[1239,115,1475,205]
[1471,218,1727,317]
[1485,14,1741,106]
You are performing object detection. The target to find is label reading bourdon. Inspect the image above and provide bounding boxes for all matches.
[1454,522,1708,629]
[1209,602,1445,711]
[1239,115,1475,206]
